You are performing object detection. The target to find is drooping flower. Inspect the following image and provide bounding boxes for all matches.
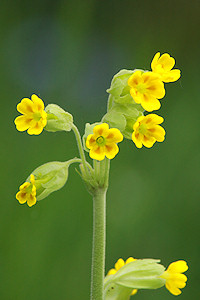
[86,123,123,161]
[160,260,188,295]
[107,257,138,296]
[14,94,47,135]
[151,52,181,83]
[128,71,165,112]
[132,114,165,148]
[16,174,37,207]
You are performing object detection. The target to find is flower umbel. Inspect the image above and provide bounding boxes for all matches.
[14,94,47,135]
[132,114,165,148]
[107,257,138,296]
[86,123,123,161]
[128,71,165,112]
[160,260,188,295]
[16,174,37,207]
[151,52,181,83]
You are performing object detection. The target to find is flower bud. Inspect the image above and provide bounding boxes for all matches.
[45,104,73,132]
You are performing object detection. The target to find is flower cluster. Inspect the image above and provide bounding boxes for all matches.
[105,52,180,150]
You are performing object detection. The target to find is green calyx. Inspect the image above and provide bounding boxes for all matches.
[45,104,73,132]
[104,259,166,300]
[27,159,81,201]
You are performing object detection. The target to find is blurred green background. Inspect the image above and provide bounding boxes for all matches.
[1,0,199,299]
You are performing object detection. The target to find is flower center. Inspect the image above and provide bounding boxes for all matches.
[33,112,42,122]
[138,123,147,135]
[136,83,147,94]
[96,136,106,146]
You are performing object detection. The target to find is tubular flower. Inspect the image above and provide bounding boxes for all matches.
[132,114,165,148]
[16,174,37,207]
[14,94,47,135]
[86,123,123,161]
[128,71,165,112]
[160,260,188,296]
[107,257,138,296]
[151,52,181,83]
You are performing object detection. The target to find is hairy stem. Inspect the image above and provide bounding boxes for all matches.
[90,188,107,300]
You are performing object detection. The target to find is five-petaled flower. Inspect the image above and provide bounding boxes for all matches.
[86,123,123,161]
[16,174,37,207]
[151,52,181,83]
[132,114,165,148]
[14,94,47,135]
[160,260,188,296]
[107,257,138,296]
[128,71,165,112]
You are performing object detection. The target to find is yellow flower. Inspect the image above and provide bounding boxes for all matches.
[160,260,188,296]
[132,114,165,148]
[14,94,47,135]
[107,257,138,296]
[86,123,123,161]
[128,71,165,112]
[151,52,181,83]
[16,174,37,207]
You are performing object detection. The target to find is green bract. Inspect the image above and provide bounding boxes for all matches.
[104,259,166,300]
[45,104,73,132]
[27,160,76,201]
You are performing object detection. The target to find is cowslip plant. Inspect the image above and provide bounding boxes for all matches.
[14,52,187,300]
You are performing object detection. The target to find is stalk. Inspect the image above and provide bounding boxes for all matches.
[90,188,107,300]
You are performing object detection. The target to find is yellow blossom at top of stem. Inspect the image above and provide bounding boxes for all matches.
[107,257,138,296]
[132,114,165,148]
[128,71,165,112]
[16,174,37,207]
[160,260,188,296]
[14,94,47,135]
[86,123,123,161]
[151,52,181,83]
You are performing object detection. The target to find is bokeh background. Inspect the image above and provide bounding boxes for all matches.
[1,0,199,299]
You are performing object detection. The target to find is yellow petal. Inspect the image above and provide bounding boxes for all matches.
[107,268,117,275]
[89,146,105,161]
[115,258,125,271]
[17,98,34,114]
[132,132,143,148]
[106,128,123,143]
[93,123,109,136]
[128,71,142,87]
[86,134,96,149]
[105,143,119,159]
[14,115,32,131]
[131,289,138,296]
[167,261,188,273]
[31,94,45,112]
[141,95,161,112]
[148,125,165,142]
[165,281,182,296]
[27,195,36,207]
[16,191,27,204]
[145,114,164,125]
[162,69,181,83]
[142,135,156,148]
[146,80,165,99]
[158,53,175,71]
[27,122,44,135]
[125,257,136,264]
[151,52,160,71]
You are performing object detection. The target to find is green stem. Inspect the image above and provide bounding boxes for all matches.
[71,124,91,177]
[90,188,107,300]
